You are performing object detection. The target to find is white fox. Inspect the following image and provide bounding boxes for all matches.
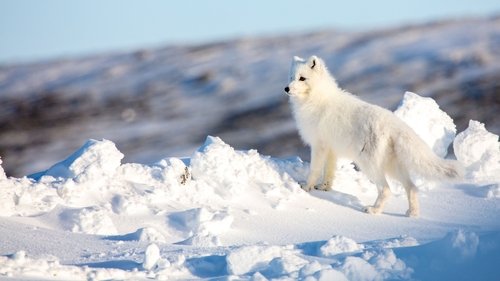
[284,55,463,217]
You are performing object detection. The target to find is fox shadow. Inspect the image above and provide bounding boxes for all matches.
[309,188,409,218]
[79,260,141,270]
[309,189,365,212]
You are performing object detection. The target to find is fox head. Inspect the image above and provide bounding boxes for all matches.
[284,55,328,98]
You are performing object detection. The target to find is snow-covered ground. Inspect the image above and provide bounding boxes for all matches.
[1,92,499,280]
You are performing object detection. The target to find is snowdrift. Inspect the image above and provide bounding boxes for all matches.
[0,92,499,280]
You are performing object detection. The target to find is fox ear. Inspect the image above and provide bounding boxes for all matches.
[308,55,321,70]
[291,56,305,73]
[293,56,305,63]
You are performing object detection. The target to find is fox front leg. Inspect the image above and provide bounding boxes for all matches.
[303,145,328,191]
[314,150,336,191]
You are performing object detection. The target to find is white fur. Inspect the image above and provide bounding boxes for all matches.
[285,56,463,217]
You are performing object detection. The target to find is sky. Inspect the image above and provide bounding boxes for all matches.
[0,0,499,64]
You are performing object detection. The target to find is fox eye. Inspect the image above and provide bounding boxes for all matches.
[299,76,306,81]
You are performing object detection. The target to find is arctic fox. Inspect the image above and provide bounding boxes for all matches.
[284,55,463,217]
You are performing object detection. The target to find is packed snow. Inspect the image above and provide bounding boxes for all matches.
[0,92,499,280]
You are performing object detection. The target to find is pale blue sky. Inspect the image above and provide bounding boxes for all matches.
[1,0,499,64]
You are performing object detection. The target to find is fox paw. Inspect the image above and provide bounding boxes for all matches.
[405,209,419,218]
[300,183,313,192]
[363,206,382,215]
[314,183,332,191]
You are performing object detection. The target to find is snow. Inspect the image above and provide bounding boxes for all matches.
[454,120,500,184]
[394,91,456,158]
[394,230,500,281]
[319,235,363,257]
[142,243,161,271]
[0,158,6,180]
[226,245,286,275]
[0,92,499,280]
[44,139,124,181]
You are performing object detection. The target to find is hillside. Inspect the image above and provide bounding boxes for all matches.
[0,17,499,178]
[0,90,499,280]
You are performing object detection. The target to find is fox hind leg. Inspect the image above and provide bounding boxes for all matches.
[390,165,420,217]
[401,177,420,217]
[364,177,392,215]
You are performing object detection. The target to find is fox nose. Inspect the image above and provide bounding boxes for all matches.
[284,86,290,93]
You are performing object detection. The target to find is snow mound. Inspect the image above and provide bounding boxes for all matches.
[454,120,500,184]
[320,235,363,257]
[226,245,308,278]
[299,262,348,281]
[169,207,233,246]
[394,91,456,157]
[191,136,301,200]
[60,206,117,235]
[135,227,167,243]
[264,253,309,279]
[338,256,380,281]
[45,139,123,181]
[0,136,306,239]
[223,236,415,280]
[226,245,284,275]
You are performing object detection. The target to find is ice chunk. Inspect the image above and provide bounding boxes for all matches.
[143,243,161,271]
